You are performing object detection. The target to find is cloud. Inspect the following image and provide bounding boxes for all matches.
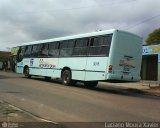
[0,0,160,50]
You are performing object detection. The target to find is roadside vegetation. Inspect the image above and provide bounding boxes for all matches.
[146,28,160,44]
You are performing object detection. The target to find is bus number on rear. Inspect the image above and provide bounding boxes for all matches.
[93,62,99,66]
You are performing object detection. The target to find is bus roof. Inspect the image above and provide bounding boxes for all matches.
[20,29,141,46]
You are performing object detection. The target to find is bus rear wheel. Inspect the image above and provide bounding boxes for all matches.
[24,67,31,78]
[84,81,98,88]
[62,70,75,86]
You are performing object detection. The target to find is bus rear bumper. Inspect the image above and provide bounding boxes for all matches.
[106,73,141,82]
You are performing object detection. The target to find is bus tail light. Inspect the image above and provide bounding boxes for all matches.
[108,65,113,73]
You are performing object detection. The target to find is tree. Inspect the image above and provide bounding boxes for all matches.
[146,28,160,45]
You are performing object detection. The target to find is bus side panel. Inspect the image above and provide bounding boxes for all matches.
[58,57,87,81]
[29,58,59,77]
[29,58,47,76]
[85,72,106,81]
[85,57,108,81]
[46,58,60,78]
[16,64,24,74]
[72,71,86,81]
[30,68,46,76]
[16,58,30,74]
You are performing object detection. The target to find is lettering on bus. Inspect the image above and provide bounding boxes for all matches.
[93,62,100,66]
[119,56,135,73]
[39,59,56,69]
[30,58,34,67]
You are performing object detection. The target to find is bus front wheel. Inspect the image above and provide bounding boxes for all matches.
[84,81,98,88]
[24,67,31,78]
[62,70,75,86]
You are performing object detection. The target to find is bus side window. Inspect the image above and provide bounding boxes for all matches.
[31,45,35,57]
[31,45,41,57]
[103,34,112,45]
[40,43,48,57]
[88,35,112,56]
[101,35,113,56]
[88,37,101,56]
[48,42,60,57]
[72,38,88,56]
[24,45,32,58]
[60,40,74,57]
[17,46,25,62]
[91,37,101,46]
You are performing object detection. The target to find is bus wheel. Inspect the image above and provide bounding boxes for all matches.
[24,67,31,78]
[62,70,74,86]
[84,81,98,88]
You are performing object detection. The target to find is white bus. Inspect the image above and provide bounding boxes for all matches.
[16,29,142,87]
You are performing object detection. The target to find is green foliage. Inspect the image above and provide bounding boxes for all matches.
[0,51,10,62]
[146,28,160,44]
[0,58,7,62]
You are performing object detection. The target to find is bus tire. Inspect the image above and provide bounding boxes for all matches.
[84,81,98,88]
[62,70,74,86]
[24,67,31,79]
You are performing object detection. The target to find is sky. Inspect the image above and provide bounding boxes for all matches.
[0,0,160,51]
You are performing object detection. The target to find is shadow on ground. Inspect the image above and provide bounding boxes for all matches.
[22,76,160,100]
[0,75,20,79]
